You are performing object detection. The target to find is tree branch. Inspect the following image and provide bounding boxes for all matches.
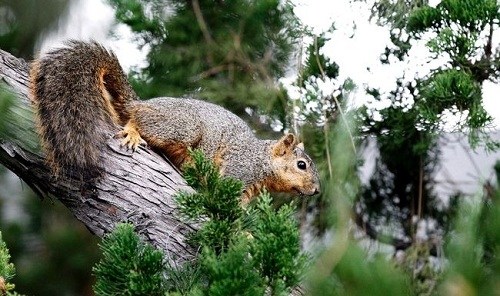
[0,49,198,267]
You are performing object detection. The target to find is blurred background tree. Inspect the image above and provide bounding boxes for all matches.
[0,0,71,58]
[350,0,500,240]
[352,0,500,291]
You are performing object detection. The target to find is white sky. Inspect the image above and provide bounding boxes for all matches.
[40,0,500,127]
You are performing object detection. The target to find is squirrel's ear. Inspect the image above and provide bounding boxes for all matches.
[297,142,304,150]
[273,133,298,156]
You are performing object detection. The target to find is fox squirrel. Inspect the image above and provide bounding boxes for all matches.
[29,41,320,203]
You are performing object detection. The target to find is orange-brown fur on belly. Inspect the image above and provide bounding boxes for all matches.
[146,137,192,168]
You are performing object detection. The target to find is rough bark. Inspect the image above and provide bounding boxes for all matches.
[0,49,198,267]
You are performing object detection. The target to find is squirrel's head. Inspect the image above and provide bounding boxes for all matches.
[268,133,321,197]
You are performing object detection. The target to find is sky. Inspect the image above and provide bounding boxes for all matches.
[39,0,500,128]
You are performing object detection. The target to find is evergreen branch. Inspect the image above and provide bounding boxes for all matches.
[175,150,306,295]
[93,223,165,296]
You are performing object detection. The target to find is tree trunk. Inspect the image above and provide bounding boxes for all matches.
[0,49,197,267]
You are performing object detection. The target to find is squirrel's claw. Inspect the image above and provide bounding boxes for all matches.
[115,124,147,152]
[117,132,146,151]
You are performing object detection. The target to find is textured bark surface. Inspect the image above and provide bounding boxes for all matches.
[0,49,197,267]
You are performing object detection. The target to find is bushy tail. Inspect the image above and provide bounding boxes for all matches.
[30,40,136,181]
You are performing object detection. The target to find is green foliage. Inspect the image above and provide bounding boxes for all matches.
[395,243,441,295]
[369,0,500,136]
[407,0,500,80]
[306,114,414,296]
[0,231,16,295]
[362,0,428,60]
[93,150,306,295]
[180,149,243,221]
[289,26,358,235]
[408,0,500,131]
[301,32,339,85]
[200,242,265,296]
[439,168,500,295]
[310,244,412,296]
[440,0,498,29]
[163,261,201,295]
[249,194,306,292]
[292,30,345,127]
[361,83,446,245]
[419,69,485,127]
[359,0,500,263]
[427,27,476,59]
[406,0,500,149]
[176,149,243,251]
[93,223,165,296]
[176,150,306,295]
[407,6,442,32]
[89,154,500,296]
[367,0,428,28]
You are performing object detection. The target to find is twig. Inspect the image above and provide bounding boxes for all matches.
[314,36,357,154]
[191,0,215,65]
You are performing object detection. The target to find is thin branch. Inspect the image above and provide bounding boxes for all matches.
[417,155,424,219]
[313,36,357,154]
[192,0,215,65]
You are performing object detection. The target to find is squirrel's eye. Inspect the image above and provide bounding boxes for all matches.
[297,160,307,170]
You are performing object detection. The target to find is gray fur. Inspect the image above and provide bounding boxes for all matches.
[130,97,274,187]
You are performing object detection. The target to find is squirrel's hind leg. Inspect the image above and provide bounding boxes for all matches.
[115,120,147,151]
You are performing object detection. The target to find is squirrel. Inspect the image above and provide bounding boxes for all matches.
[29,41,320,203]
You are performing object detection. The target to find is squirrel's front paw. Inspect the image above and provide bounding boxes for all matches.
[115,123,147,151]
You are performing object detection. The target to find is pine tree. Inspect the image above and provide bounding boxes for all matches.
[93,150,306,295]
[93,223,165,296]
[0,231,20,296]
[356,0,500,249]
[177,150,306,295]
